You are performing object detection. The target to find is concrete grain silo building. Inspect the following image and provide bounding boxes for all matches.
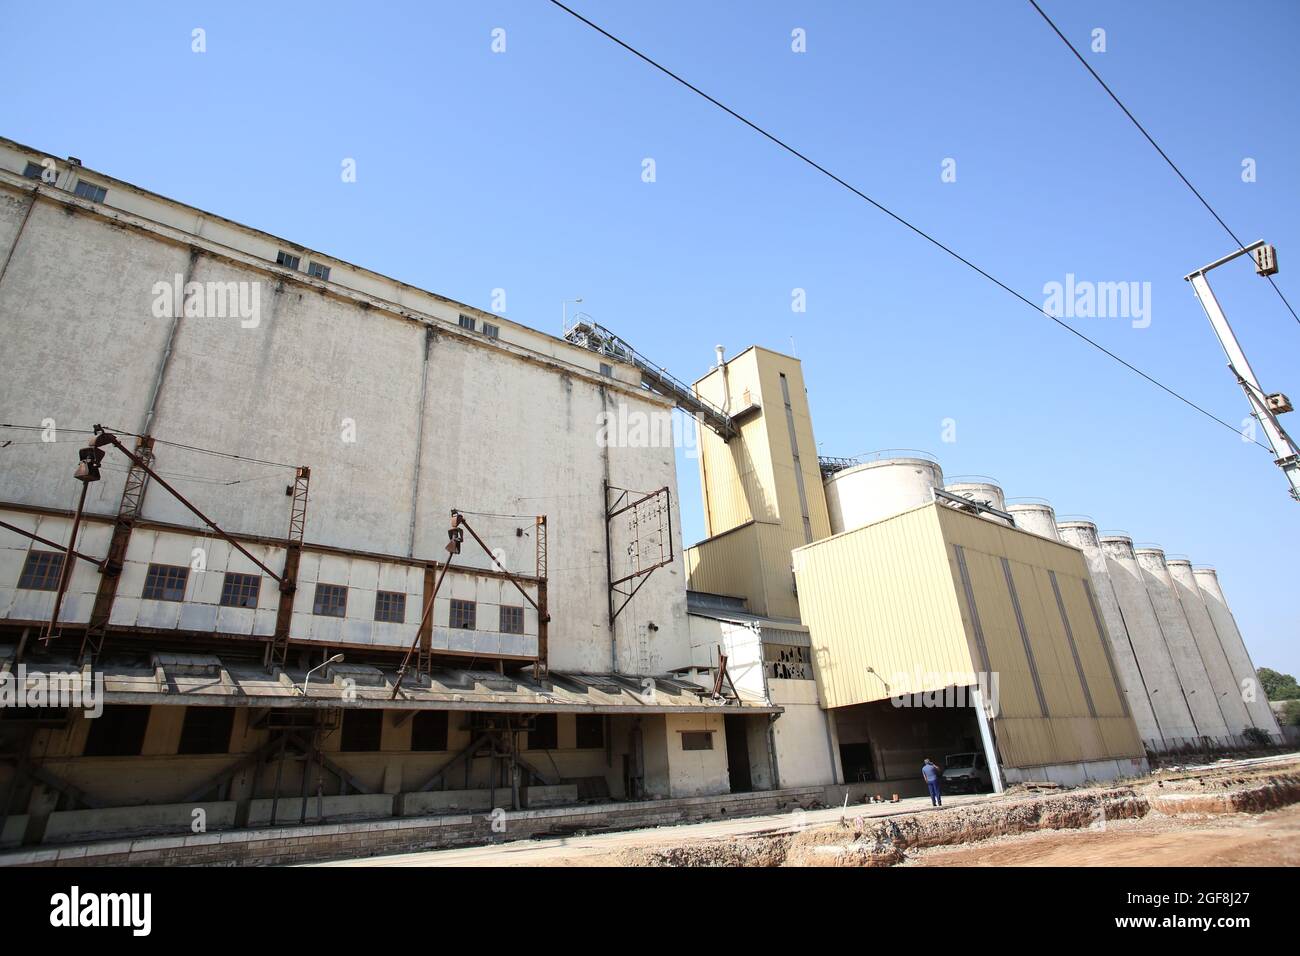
[1133,548,1230,744]
[1166,559,1253,740]
[1055,521,1164,751]
[1193,568,1284,741]
[689,351,1148,788]
[1098,534,1201,748]
[1006,500,1062,541]
[943,478,1012,525]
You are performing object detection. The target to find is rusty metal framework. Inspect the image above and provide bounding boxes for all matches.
[393,510,550,697]
[33,426,308,664]
[269,466,311,671]
[81,435,154,660]
[604,483,674,623]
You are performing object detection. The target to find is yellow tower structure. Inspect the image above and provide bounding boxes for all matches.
[685,347,829,620]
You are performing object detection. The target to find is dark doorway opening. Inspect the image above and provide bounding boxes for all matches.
[839,742,876,782]
[724,715,752,792]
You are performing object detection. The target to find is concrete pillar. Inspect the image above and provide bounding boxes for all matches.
[1193,567,1283,740]
[1056,521,1164,750]
[1098,534,1199,746]
[1167,559,1253,738]
[1134,548,1230,742]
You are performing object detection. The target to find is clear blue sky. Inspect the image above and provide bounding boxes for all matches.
[2,1,1295,675]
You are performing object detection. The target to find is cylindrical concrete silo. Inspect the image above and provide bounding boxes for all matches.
[823,456,943,535]
[1006,500,1061,541]
[1193,567,1283,740]
[943,477,1011,525]
[1098,533,1200,747]
[1134,548,1230,743]
[1056,520,1164,751]
[1167,558,1253,740]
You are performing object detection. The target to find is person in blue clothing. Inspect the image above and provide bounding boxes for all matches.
[922,758,942,806]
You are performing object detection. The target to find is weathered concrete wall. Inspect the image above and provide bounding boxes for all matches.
[1193,568,1283,739]
[0,786,830,866]
[1167,559,1253,737]
[770,678,837,787]
[1099,536,1199,743]
[1056,522,1163,750]
[0,175,689,675]
[1134,549,1229,740]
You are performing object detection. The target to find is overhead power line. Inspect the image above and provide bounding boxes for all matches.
[0,422,300,471]
[1028,0,1300,328]
[545,1,1270,451]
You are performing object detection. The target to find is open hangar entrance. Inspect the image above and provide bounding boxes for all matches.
[830,683,998,795]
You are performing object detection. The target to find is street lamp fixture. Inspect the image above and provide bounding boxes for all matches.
[301,653,344,696]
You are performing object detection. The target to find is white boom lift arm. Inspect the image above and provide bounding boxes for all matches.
[1185,240,1300,502]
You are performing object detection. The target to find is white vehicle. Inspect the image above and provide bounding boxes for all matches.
[942,752,992,793]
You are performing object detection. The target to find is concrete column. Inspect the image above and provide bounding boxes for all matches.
[1193,568,1283,739]
[1098,534,1199,745]
[1057,522,1164,750]
[1167,559,1253,738]
[1135,548,1229,742]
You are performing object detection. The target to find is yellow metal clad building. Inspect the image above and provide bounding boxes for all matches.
[688,345,1148,788]
[792,503,1145,781]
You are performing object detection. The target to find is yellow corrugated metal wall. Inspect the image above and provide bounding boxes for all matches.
[935,507,1143,767]
[791,506,976,709]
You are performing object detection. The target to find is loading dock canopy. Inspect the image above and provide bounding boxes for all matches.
[0,649,781,716]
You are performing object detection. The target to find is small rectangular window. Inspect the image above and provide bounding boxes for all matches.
[73,180,107,203]
[18,551,65,591]
[599,363,613,378]
[575,714,605,749]
[410,710,449,752]
[458,314,476,332]
[340,709,383,752]
[220,572,261,608]
[142,563,189,602]
[482,322,499,339]
[374,590,406,623]
[528,714,557,750]
[313,583,348,617]
[306,261,331,281]
[276,250,300,270]
[680,731,714,752]
[177,707,234,755]
[449,598,476,630]
[499,605,524,634]
[83,705,150,757]
[22,161,45,180]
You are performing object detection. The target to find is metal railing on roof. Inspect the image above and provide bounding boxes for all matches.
[818,448,940,477]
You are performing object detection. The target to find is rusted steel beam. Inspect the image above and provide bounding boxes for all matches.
[269,466,310,671]
[0,519,103,567]
[454,511,545,617]
[42,480,89,645]
[392,539,457,699]
[100,431,284,584]
[0,499,542,583]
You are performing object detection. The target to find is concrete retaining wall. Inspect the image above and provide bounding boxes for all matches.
[0,787,828,867]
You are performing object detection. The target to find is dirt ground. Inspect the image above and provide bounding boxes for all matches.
[317,753,1300,867]
[907,803,1300,867]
